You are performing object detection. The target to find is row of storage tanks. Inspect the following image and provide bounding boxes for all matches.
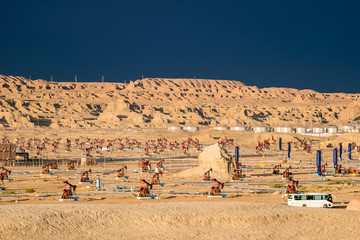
[168,125,247,132]
[168,124,360,133]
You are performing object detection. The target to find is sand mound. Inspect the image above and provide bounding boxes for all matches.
[174,144,233,178]
[347,198,360,211]
[0,202,360,240]
[198,144,234,174]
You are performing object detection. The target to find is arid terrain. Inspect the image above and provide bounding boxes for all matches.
[1,74,360,129]
[1,74,360,239]
[2,202,360,240]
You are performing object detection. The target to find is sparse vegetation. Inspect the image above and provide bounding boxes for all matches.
[269,184,285,189]
[297,185,307,192]
[25,188,35,193]
[230,194,242,198]
[2,191,16,195]
[321,188,331,192]
[310,184,322,189]
[328,181,342,185]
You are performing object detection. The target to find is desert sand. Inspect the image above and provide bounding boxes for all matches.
[1,202,360,240]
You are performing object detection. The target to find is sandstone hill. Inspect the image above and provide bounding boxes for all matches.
[1,74,360,129]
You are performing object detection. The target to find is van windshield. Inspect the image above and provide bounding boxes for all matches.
[326,195,333,203]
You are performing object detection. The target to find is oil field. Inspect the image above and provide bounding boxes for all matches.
[2,1,360,239]
[1,124,360,239]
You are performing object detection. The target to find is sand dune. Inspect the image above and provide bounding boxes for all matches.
[0,202,359,240]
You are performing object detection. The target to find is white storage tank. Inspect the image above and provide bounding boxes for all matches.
[230,125,248,131]
[341,125,355,133]
[214,125,230,131]
[326,126,338,134]
[167,125,183,131]
[295,126,307,134]
[312,127,325,133]
[183,125,199,132]
[253,126,270,133]
[273,126,294,133]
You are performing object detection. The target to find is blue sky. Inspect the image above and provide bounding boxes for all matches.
[0,0,359,93]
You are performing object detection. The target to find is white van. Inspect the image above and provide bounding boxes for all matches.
[286,193,333,208]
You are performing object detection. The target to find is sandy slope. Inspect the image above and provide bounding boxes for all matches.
[0,202,359,240]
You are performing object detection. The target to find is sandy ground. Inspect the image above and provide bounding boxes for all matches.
[0,202,359,240]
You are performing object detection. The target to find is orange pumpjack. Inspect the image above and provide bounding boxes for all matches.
[80,169,92,182]
[117,166,127,178]
[61,181,77,199]
[139,179,153,197]
[203,168,212,181]
[210,178,224,196]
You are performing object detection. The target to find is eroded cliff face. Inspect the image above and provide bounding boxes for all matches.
[1,74,359,128]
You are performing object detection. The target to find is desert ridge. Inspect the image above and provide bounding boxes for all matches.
[0,74,360,129]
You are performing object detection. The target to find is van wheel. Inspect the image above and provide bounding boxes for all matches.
[302,204,307,207]
[323,204,328,208]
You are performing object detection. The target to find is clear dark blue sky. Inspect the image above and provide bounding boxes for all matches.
[1,0,359,93]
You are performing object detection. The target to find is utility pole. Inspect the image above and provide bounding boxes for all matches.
[51,75,54,82]
[75,75,77,83]
[102,75,104,83]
